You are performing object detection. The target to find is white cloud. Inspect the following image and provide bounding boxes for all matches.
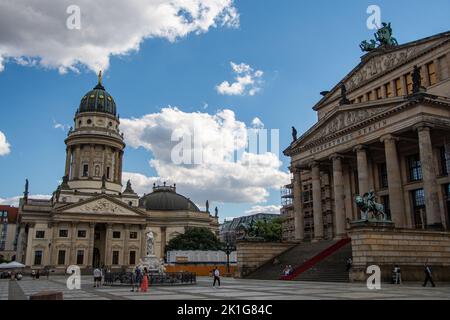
[0,0,239,73]
[0,195,51,207]
[53,119,70,131]
[216,62,264,96]
[0,131,11,156]
[121,107,289,204]
[245,205,281,216]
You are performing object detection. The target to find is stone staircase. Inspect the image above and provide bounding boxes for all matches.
[245,239,352,282]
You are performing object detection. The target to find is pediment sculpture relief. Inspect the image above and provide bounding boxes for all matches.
[304,107,390,143]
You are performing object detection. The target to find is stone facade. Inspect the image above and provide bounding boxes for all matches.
[349,225,450,281]
[236,241,295,277]
[284,31,450,241]
[16,75,219,272]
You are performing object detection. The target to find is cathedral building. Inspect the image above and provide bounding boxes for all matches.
[16,73,219,272]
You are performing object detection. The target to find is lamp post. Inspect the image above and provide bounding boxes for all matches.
[223,242,235,275]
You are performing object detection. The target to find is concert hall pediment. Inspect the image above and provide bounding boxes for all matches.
[297,105,392,147]
[56,195,145,217]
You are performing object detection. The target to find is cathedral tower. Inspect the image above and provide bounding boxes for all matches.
[63,72,125,194]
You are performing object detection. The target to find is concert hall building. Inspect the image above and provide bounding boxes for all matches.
[284,30,450,280]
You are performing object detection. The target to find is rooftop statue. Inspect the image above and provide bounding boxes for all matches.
[355,190,387,221]
[292,126,298,142]
[360,22,398,52]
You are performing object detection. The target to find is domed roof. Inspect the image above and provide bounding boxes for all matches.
[78,71,117,116]
[139,184,200,212]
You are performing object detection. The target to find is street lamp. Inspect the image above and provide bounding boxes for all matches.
[223,242,235,275]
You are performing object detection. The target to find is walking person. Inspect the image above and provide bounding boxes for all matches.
[346,257,353,272]
[212,266,221,287]
[140,270,149,292]
[130,269,137,292]
[393,265,402,284]
[423,263,436,287]
[93,267,102,288]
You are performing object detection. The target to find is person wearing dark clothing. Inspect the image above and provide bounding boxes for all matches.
[212,267,221,287]
[423,264,436,287]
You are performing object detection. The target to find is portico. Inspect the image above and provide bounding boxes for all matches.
[284,30,450,241]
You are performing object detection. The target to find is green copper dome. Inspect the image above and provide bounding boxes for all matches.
[78,71,117,116]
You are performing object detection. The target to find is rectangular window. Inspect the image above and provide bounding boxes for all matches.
[35,231,45,239]
[376,87,382,99]
[57,250,66,265]
[427,61,437,85]
[112,251,119,265]
[406,73,413,94]
[408,154,423,182]
[106,167,111,179]
[129,251,136,265]
[395,78,402,96]
[82,164,89,177]
[412,189,426,228]
[34,250,43,265]
[77,230,86,238]
[112,231,121,239]
[381,195,391,221]
[385,83,393,98]
[130,232,138,239]
[59,229,68,238]
[76,250,84,265]
[378,163,388,189]
[440,146,449,175]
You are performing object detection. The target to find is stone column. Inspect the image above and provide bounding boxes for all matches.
[330,155,346,238]
[381,135,406,227]
[421,64,430,87]
[311,162,324,241]
[293,169,304,241]
[343,165,354,221]
[70,223,78,265]
[73,145,81,179]
[114,150,120,183]
[16,223,27,263]
[49,223,58,266]
[416,125,442,228]
[434,59,441,83]
[118,151,123,185]
[401,75,408,95]
[87,223,95,267]
[355,145,369,196]
[160,227,167,259]
[105,224,113,266]
[89,144,95,177]
[390,80,396,97]
[123,224,129,266]
[25,223,35,266]
[64,147,71,177]
[140,225,147,259]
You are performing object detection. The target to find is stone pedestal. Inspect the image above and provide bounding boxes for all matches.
[348,222,450,282]
[138,255,162,273]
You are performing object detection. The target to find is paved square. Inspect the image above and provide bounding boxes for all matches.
[1,276,449,300]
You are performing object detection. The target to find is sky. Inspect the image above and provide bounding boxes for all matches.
[0,0,449,222]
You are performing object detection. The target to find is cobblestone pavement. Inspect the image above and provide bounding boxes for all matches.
[1,277,449,300]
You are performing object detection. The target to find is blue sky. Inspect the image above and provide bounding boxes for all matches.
[0,0,449,221]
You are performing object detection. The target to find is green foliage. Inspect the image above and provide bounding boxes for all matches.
[253,217,283,242]
[165,227,222,251]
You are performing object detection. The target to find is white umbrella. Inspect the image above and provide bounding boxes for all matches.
[0,261,26,269]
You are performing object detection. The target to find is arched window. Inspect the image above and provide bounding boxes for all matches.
[82,164,89,177]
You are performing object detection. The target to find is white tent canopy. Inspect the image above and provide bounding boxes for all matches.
[0,261,26,269]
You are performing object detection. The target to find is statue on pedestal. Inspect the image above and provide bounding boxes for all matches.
[355,190,387,221]
[146,230,154,257]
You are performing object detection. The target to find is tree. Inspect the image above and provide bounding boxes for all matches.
[254,217,283,242]
[165,227,222,251]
